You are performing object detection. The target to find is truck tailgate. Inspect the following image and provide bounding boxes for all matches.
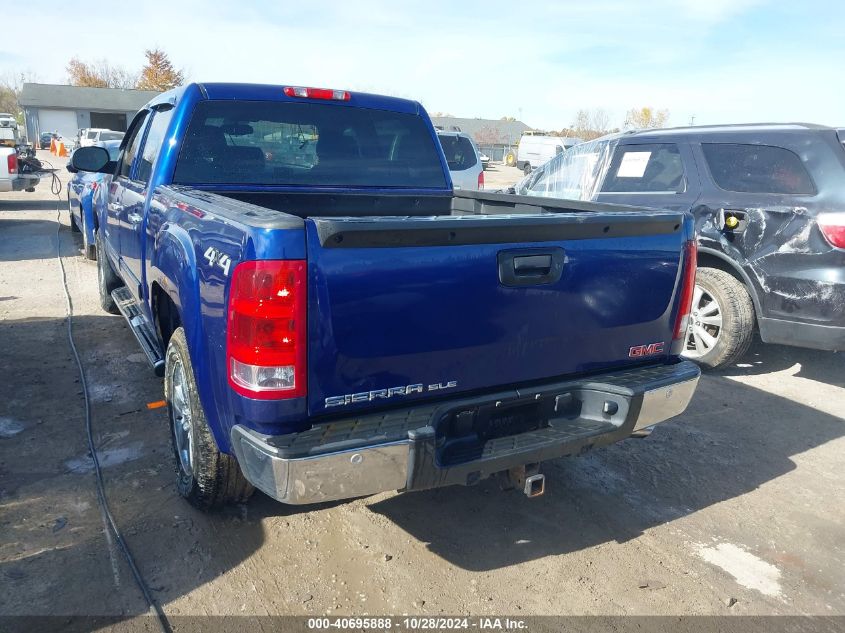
[305,212,687,417]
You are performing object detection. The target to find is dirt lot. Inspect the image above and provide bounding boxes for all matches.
[1,156,844,625]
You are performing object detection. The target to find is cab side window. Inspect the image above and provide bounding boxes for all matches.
[118,112,151,179]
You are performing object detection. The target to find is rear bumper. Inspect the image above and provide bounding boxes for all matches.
[230,361,700,505]
[12,175,39,191]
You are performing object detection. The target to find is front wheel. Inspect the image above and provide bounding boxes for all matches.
[69,195,80,232]
[81,213,96,260]
[682,267,755,369]
[165,327,254,510]
[96,231,121,314]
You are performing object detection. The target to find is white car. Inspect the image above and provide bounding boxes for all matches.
[437,130,484,190]
[78,128,125,147]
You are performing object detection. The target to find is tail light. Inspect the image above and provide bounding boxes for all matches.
[7,152,17,174]
[283,86,350,101]
[227,260,307,399]
[673,240,698,340]
[477,170,484,190]
[818,213,845,249]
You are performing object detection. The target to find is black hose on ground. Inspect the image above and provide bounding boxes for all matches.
[53,183,172,633]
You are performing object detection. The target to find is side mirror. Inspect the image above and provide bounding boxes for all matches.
[71,146,110,173]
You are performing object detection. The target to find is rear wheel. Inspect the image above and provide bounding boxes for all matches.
[165,327,254,510]
[96,231,121,314]
[682,267,754,369]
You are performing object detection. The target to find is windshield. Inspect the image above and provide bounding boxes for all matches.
[517,137,618,200]
[173,100,447,189]
[100,131,124,141]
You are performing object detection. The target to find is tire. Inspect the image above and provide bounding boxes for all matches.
[81,212,96,260]
[96,231,121,314]
[682,267,754,370]
[69,195,80,232]
[165,327,254,510]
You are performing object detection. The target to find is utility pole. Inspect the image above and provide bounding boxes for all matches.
[689,115,696,126]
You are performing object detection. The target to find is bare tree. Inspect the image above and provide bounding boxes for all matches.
[569,108,612,141]
[624,106,670,130]
[66,57,137,89]
[473,125,500,145]
[0,72,39,124]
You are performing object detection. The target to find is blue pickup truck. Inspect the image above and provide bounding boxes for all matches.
[71,83,700,509]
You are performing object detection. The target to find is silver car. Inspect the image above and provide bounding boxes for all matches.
[437,131,484,190]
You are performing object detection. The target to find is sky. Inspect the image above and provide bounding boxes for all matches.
[2,0,844,131]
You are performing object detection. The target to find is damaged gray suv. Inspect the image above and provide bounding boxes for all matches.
[516,124,845,368]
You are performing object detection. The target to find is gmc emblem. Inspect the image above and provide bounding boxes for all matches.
[629,342,665,358]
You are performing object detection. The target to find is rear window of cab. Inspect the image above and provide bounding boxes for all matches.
[172,100,448,189]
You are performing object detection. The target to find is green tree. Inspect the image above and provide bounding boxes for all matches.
[136,49,184,91]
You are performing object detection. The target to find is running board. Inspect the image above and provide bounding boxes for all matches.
[111,287,165,376]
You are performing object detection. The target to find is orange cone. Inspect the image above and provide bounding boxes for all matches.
[50,138,56,154]
[58,142,68,157]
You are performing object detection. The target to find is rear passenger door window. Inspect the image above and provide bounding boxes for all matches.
[601,143,685,193]
[701,143,815,194]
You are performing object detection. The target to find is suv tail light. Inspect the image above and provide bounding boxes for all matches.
[227,260,307,399]
[818,213,845,249]
[477,170,484,190]
[673,240,698,340]
[7,152,17,174]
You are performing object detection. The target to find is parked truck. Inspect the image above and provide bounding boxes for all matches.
[70,83,700,509]
[0,146,39,193]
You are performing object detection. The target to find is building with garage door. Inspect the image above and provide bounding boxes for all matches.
[19,83,159,143]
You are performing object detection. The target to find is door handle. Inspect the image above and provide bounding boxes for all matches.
[498,248,566,287]
[128,212,143,224]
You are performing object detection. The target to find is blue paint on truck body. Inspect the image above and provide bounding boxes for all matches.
[92,82,695,459]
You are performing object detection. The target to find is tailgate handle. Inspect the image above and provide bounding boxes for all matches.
[498,248,565,287]
[513,254,552,275]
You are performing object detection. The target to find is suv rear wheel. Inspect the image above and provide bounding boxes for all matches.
[682,267,754,369]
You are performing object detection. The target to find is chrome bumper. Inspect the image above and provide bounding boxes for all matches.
[230,362,700,505]
[230,430,410,505]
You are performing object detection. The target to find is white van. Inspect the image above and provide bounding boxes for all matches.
[517,134,582,175]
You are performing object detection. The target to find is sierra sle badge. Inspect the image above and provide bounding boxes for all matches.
[325,380,458,408]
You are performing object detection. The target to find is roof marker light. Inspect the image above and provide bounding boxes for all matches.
[283,86,351,101]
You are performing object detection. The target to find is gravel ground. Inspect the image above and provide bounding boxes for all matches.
[1,154,843,625]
